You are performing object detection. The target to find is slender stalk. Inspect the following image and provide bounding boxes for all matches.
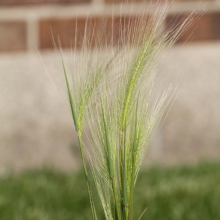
[102,104,121,220]
[129,152,135,220]
[119,132,123,220]
[78,136,98,220]
[119,131,124,220]
[123,120,129,220]
[129,100,139,220]
[112,178,121,220]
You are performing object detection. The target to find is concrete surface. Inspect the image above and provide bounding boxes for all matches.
[0,42,220,172]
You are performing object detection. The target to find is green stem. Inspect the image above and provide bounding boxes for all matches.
[119,132,124,220]
[129,100,138,220]
[123,120,129,220]
[129,154,135,220]
[112,177,121,220]
[102,104,121,220]
[78,136,97,220]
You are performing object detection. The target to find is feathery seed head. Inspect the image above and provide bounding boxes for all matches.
[58,0,203,219]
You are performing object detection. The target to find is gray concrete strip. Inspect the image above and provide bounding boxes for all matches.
[0,42,220,172]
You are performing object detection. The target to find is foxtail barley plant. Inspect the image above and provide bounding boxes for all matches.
[55,0,201,219]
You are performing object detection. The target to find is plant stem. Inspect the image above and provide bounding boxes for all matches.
[123,122,129,220]
[129,151,135,220]
[129,100,138,220]
[78,135,97,220]
[102,104,121,220]
[119,132,124,220]
[112,177,121,220]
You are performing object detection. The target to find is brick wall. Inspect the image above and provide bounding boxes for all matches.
[0,21,27,51]
[0,0,219,52]
[0,0,90,6]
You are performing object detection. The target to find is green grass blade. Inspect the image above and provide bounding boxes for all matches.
[62,57,97,220]
[62,58,78,132]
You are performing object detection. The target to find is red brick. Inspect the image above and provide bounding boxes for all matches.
[0,0,90,6]
[105,0,148,3]
[40,18,86,49]
[167,12,220,43]
[212,13,220,40]
[175,0,212,1]
[0,21,27,52]
[39,15,150,49]
[105,0,208,3]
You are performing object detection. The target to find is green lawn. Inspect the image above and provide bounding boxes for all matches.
[0,161,219,220]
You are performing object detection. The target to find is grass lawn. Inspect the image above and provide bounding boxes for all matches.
[0,160,219,220]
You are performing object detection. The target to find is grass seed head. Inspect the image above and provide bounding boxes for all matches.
[58,0,203,219]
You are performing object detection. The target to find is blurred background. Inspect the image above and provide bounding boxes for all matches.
[0,0,220,219]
